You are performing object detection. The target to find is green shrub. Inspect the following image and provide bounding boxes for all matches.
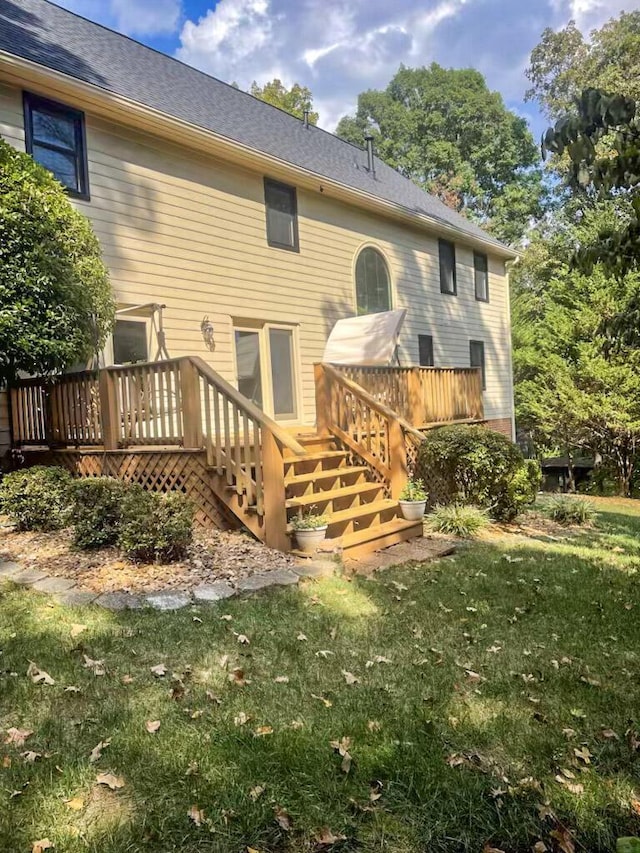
[118,486,194,562]
[547,495,596,526]
[399,478,427,501]
[0,465,72,531]
[71,477,127,549]
[417,424,541,521]
[426,503,490,537]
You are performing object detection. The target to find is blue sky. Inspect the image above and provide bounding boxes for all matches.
[57,0,640,139]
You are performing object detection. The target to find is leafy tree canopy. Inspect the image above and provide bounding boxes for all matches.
[250,79,319,124]
[336,63,543,244]
[512,204,640,495]
[526,12,640,121]
[0,137,114,385]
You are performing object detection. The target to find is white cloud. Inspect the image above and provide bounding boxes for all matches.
[176,0,470,129]
[56,0,182,36]
[552,0,640,29]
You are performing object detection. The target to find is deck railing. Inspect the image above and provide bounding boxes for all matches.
[9,357,305,551]
[315,363,425,499]
[334,365,484,427]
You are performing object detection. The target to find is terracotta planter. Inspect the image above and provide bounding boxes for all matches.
[294,525,328,553]
[399,499,427,521]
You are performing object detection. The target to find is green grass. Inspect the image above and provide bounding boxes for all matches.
[2,498,640,852]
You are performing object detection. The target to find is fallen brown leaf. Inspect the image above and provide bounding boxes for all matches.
[342,670,359,685]
[234,711,249,727]
[550,827,575,853]
[237,634,250,645]
[70,623,87,638]
[21,751,41,763]
[254,726,273,737]
[249,785,265,801]
[314,826,347,846]
[274,805,292,831]
[83,655,105,676]
[31,840,54,853]
[150,663,167,678]
[96,772,125,790]
[229,668,250,687]
[311,693,332,708]
[145,720,161,734]
[274,676,289,683]
[89,739,111,763]
[4,727,33,747]
[27,662,55,686]
[188,804,205,826]
[367,720,382,732]
[65,797,85,811]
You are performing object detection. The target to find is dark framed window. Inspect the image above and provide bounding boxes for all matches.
[439,239,456,295]
[474,251,489,302]
[418,334,434,367]
[23,92,89,198]
[113,320,148,364]
[470,340,486,390]
[355,247,391,314]
[264,178,299,251]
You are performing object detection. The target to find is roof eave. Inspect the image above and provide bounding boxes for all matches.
[0,50,518,260]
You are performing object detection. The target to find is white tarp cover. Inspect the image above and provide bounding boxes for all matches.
[323,309,407,365]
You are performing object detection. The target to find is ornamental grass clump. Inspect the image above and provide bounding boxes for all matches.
[547,495,596,526]
[426,503,490,537]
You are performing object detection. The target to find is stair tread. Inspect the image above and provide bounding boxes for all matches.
[338,517,422,548]
[285,450,349,463]
[317,499,398,528]
[285,466,369,486]
[286,482,383,508]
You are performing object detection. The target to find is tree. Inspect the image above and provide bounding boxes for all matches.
[250,79,318,124]
[0,137,114,385]
[512,207,640,496]
[336,63,543,244]
[526,12,640,121]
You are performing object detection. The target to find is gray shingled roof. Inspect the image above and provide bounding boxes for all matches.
[0,0,511,252]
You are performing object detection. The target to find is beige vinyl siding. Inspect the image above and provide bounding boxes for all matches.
[0,77,514,427]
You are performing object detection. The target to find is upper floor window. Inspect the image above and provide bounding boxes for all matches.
[23,92,89,198]
[264,178,299,251]
[474,251,489,302]
[470,339,486,390]
[439,239,456,295]
[355,247,391,314]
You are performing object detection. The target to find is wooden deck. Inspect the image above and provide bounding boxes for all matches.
[8,357,483,557]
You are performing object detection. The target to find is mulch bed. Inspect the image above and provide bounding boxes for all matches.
[0,520,297,594]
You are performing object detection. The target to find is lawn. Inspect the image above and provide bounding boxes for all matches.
[2,498,640,853]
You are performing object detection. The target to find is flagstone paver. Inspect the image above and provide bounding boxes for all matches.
[193,582,236,602]
[145,591,191,611]
[32,576,77,594]
[54,589,100,607]
[94,591,144,611]
[10,567,48,585]
[0,561,22,579]
[236,573,279,593]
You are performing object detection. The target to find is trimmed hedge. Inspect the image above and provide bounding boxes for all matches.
[71,477,128,549]
[417,424,541,521]
[0,465,72,531]
[117,486,194,562]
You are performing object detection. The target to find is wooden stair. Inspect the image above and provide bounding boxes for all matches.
[284,433,422,559]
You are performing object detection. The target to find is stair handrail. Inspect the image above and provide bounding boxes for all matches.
[320,363,425,445]
[189,356,306,456]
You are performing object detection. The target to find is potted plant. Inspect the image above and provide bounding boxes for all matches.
[398,478,428,521]
[290,510,330,553]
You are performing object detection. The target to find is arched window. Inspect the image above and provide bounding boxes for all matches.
[355,247,391,315]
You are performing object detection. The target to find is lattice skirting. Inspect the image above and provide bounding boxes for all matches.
[22,449,238,531]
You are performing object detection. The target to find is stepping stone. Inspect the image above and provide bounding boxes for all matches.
[292,560,335,579]
[145,591,191,611]
[193,582,236,602]
[54,589,99,607]
[95,591,143,611]
[32,577,77,594]
[237,573,277,593]
[11,567,48,585]
[0,561,22,579]
[267,569,299,586]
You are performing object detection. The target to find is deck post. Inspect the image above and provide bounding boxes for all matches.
[408,368,423,428]
[99,369,120,451]
[388,417,409,499]
[314,363,330,436]
[180,358,202,449]
[262,429,290,552]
